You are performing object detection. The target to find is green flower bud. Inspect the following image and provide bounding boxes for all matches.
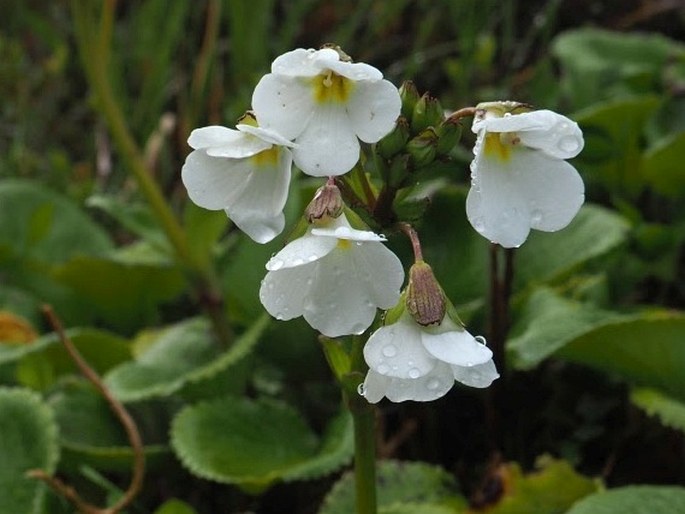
[399,80,420,120]
[376,116,410,159]
[305,182,344,224]
[387,154,411,188]
[435,118,463,156]
[406,127,438,168]
[411,93,444,134]
[406,261,446,326]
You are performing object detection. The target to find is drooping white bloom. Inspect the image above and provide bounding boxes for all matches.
[181,124,294,244]
[252,48,401,177]
[467,104,585,248]
[362,313,498,403]
[259,214,404,337]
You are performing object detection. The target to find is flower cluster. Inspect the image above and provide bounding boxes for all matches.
[181,46,585,404]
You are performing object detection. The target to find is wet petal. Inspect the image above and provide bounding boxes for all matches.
[467,140,584,247]
[237,124,296,148]
[231,211,285,245]
[452,359,499,388]
[347,79,401,143]
[421,326,493,367]
[259,264,313,321]
[181,150,249,210]
[292,102,360,176]
[271,48,325,77]
[266,232,337,271]
[311,214,386,242]
[303,249,379,337]
[326,59,383,81]
[252,74,315,140]
[362,363,454,403]
[350,241,404,308]
[363,316,436,379]
[188,126,243,150]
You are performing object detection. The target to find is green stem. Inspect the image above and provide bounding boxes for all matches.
[344,335,378,514]
[70,0,233,347]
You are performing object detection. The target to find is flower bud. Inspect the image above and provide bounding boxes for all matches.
[405,261,446,326]
[411,93,444,134]
[399,80,420,120]
[376,116,410,159]
[305,182,344,224]
[406,128,438,168]
[435,118,463,156]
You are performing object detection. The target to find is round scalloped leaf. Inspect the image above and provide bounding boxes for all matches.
[0,387,59,514]
[380,505,456,514]
[105,315,268,402]
[565,486,685,514]
[48,380,168,472]
[631,387,685,434]
[171,397,351,493]
[154,498,198,514]
[319,460,465,514]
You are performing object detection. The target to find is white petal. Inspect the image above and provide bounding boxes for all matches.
[188,126,243,150]
[467,142,584,247]
[292,102,360,176]
[188,126,271,159]
[363,316,436,379]
[347,80,401,143]
[302,249,379,337]
[237,124,296,148]
[452,359,499,388]
[362,363,455,403]
[252,74,315,140]
[325,60,383,82]
[481,110,584,159]
[272,48,328,77]
[181,150,249,210]
[266,232,337,270]
[350,241,404,308]
[311,215,386,242]
[225,148,291,243]
[421,326,493,367]
[259,265,313,321]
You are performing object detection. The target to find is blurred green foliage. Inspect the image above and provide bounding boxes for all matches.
[1,1,685,513]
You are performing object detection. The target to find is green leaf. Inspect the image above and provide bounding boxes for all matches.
[630,387,685,434]
[48,381,168,472]
[153,499,198,514]
[564,486,685,514]
[86,195,167,248]
[12,328,130,391]
[0,387,59,514]
[105,315,269,402]
[171,397,352,493]
[514,205,629,289]
[320,460,466,514]
[183,202,229,268]
[54,254,185,332]
[508,289,685,401]
[480,457,597,514]
[380,505,455,514]
[573,96,661,199]
[641,131,685,198]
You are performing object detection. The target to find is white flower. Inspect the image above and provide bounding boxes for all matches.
[181,124,294,244]
[361,313,498,403]
[252,48,401,177]
[259,214,404,337]
[467,105,585,248]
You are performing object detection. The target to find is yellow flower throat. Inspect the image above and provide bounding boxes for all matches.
[483,132,521,162]
[312,71,353,103]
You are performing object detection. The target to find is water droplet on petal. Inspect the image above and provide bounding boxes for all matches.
[473,217,485,233]
[267,282,274,290]
[307,254,319,262]
[474,335,487,346]
[426,378,441,390]
[531,209,543,224]
[355,241,363,246]
[465,361,474,367]
[357,383,366,396]
[408,368,421,379]
[270,259,284,271]
[558,135,579,153]
[306,277,314,286]
[382,344,397,357]
[378,363,390,375]
[293,257,305,266]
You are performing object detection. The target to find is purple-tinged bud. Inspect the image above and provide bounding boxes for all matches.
[406,261,446,326]
[305,182,344,224]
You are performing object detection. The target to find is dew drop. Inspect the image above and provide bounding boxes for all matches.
[474,335,488,346]
[275,312,284,320]
[307,254,319,262]
[293,257,305,266]
[377,363,390,375]
[267,282,275,290]
[357,383,366,396]
[270,259,284,271]
[473,217,485,233]
[352,323,367,334]
[558,135,579,153]
[306,277,314,286]
[382,344,397,357]
[531,209,543,224]
[408,368,421,379]
[426,378,441,391]
[355,241,363,246]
